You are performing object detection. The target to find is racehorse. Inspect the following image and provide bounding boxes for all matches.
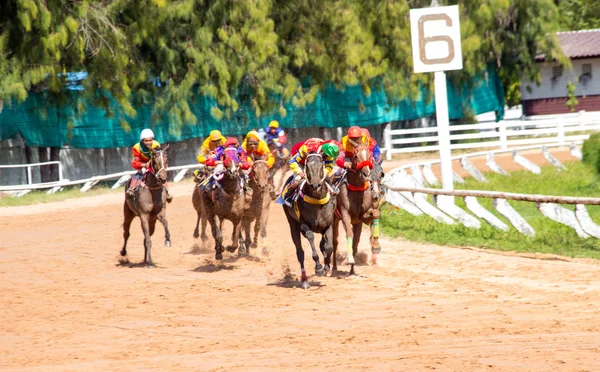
[242,157,272,253]
[201,148,247,259]
[121,145,171,267]
[192,167,210,242]
[330,143,381,275]
[282,152,336,289]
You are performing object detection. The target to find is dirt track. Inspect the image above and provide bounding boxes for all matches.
[1,149,600,371]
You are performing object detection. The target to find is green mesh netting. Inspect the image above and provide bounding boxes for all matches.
[0,65,504,149]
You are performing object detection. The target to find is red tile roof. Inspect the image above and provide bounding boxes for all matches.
[556,29,600,59]
[537,29,600,60]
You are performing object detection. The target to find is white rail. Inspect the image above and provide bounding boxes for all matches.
[0,161,64,185]
[383,110,600,160]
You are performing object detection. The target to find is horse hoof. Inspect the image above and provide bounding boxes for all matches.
[225,245,237,253]
[371,247,381,254]
[201,235,209,243]
[120,249,127,257]
[165,240,172,248]
[316,267,325,277]
[261,247,270,256]
[250,242,258,249]
[215,252,223,260]
[301,281,310,290]
[193,231,199,238]
[238,249,246,257]
[346,256,355,265]
[146,263,155,268]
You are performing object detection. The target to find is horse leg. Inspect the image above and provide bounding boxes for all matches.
[207,212,223,260]
[370,210,381,262]
[225,217,240,254]
[331,216,339,274]
[300,223,324,277]
[349,223,362,275]
[243,216,253,254]
[140,216,153,267]
[158,212,172,247]
[121,202,135,258]
[259,201,270,255]
[231,219,245,256]
[284,209,308,289]
[252,213,261,249]
[323,225,334,275]
[340,209,355,265]
[201,211,209,242]
[193,211,201,239]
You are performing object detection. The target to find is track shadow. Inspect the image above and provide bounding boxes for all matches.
[115,258,164,269]
[266,279,325,289]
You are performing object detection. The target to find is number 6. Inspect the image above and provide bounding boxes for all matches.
[418,14,455,65]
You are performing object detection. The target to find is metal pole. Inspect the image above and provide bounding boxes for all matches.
[27,166,32,185]
[434,71,454,192]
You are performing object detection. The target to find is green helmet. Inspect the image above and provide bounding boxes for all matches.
[321,142,340,158]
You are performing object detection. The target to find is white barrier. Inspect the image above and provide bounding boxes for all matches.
[382,142,600,239]
[0,161,64,185]
[383,111,600,160]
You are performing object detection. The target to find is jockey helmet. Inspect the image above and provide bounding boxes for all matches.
[246,130,261,142]
[360,128,371,139]
[321,142,340,158]
[210,130,223,141]
[224,137,239,148]
[348,126,362,138]
[140,128,155,140]
[268,120,279,128]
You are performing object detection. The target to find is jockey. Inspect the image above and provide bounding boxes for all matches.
[264,120,289,158]
[281,138,340,204]
[243,130,276,199]
[361,128,383,165]
[242,130,275,168]
[127,128,173,203]
[194,129,226,181]
[336,126,368,170]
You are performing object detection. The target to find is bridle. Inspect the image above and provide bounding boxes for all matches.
[306,152,327,185]
[150,150,168,185]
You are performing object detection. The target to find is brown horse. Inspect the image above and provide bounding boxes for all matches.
[242,158,272,253]
[331,143,380,275]
[201,149,247,259]
[121,145,172,267]
[283,152,336,289]
[192,167,209,242]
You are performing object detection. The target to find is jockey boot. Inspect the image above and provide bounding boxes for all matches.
[126,178,138,197]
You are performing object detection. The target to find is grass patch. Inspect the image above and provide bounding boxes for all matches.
[381,162,600,259]
[0,182,120,207]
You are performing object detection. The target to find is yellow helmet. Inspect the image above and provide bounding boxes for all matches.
[246,130,260,141]
[209,130,222,141]
[268,120,279,129]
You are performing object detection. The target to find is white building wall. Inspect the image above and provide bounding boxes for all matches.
[521,58,600,100]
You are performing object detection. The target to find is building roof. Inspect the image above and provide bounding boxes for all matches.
[537,29,600,61]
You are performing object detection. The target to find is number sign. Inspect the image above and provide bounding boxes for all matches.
[410,5,463,73]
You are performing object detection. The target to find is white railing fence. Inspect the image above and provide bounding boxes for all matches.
[0,161,64,185]
[381,142,600,239]
[384,110,600,160]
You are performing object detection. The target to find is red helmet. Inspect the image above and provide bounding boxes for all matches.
[360,128,370,138]
[348,126,362,138]
[224,137,239,147]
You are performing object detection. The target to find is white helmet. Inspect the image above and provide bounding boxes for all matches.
[140,128,155,140]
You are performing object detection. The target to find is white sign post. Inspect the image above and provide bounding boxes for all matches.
[410,3,463,195]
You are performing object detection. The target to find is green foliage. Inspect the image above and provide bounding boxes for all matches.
[566,81,579,112]
[582,132,600,173]
[557,0,600,30]
[0,0,567,127]
[381,162,600,259]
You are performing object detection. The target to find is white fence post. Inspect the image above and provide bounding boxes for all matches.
[499,122,508,150]
[26,166,32,185]
[384,124,392,161]
[557,120,565,145]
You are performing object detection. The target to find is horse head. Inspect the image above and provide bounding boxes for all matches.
[352,143,372,179]
[250,157,270,190]
[222,148,240,178]
[305,152,325,189]
[150,144,170,184]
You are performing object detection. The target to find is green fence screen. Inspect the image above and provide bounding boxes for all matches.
[0,65,504,149]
